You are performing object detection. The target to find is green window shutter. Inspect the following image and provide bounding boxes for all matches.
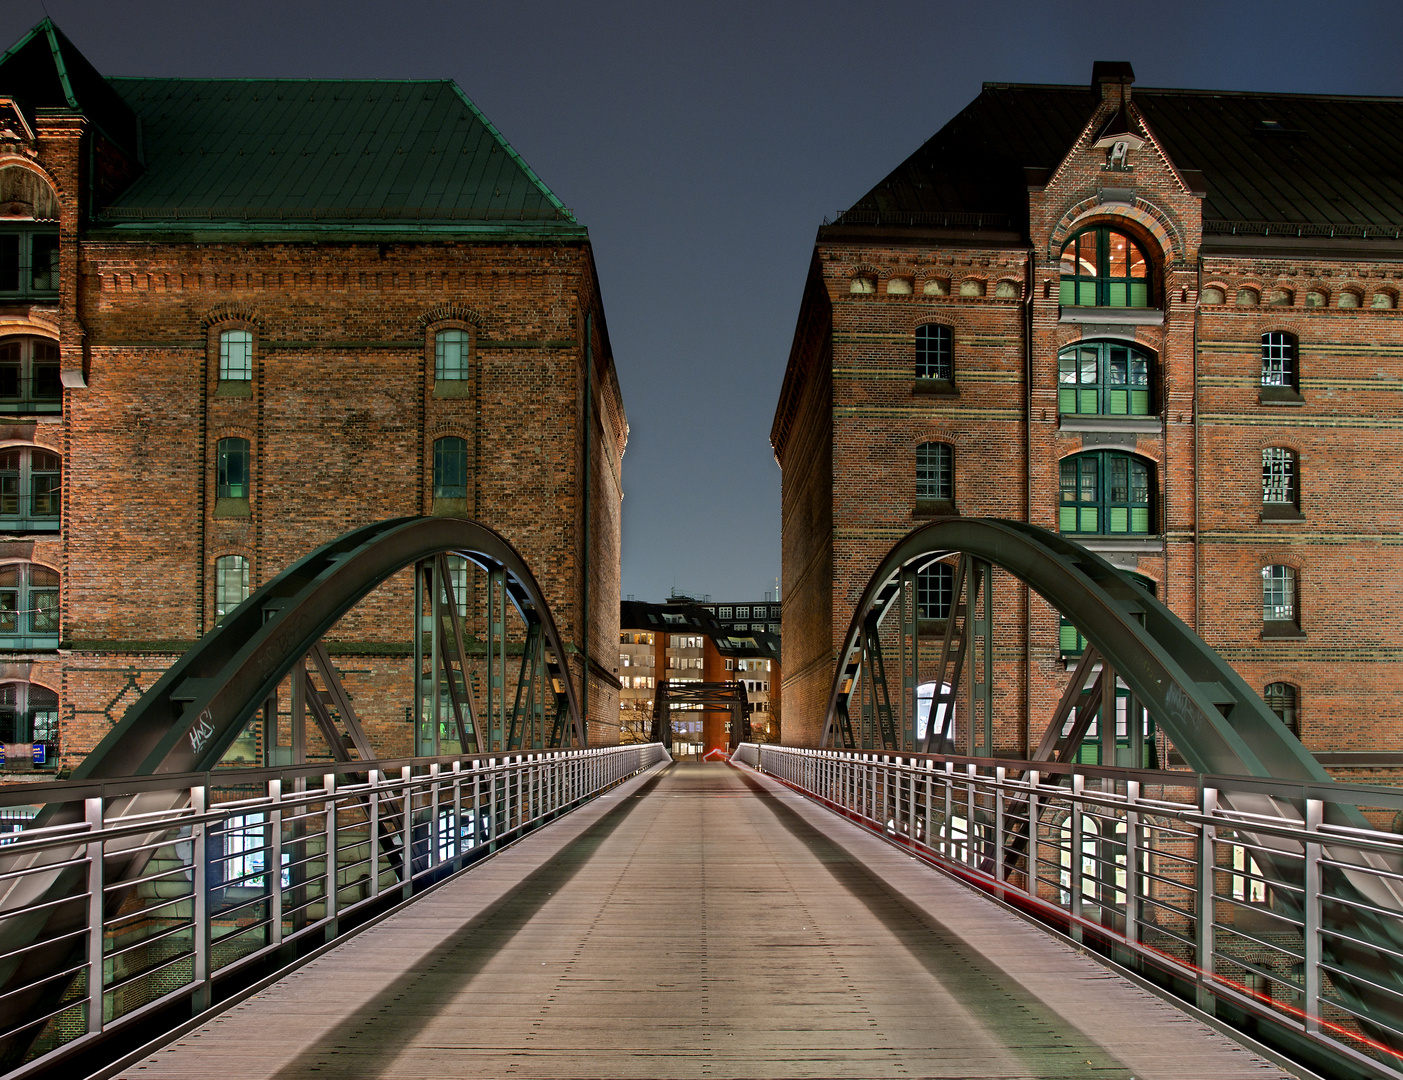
[1129,282,1149,307]
[1079,388,1098,413]
[1131,507,1150,533]
[1059,506,1077,532]
[1058,387,1076,413]
[1108,389,1128,414]
[1109,507,1128,533]
[1082,507,1097,532]
[1107,281,1126,306]
[1129,389,1149,414]
[1059,278,1075,305]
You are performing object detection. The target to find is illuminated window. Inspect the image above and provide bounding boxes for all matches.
[1058,227,1150,307]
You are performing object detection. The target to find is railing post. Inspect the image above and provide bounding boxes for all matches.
[1303,797,1323,1035]
[1124,780,1140,946]
[965,763,976,867]
[1028,770,1040,900]
[943,762,953,860]
[324,773,338,940]
[429,762,441,868]
[488,759,499,852]
[269,778,285,941]
[85,796,104,1034]
[452,760,463,858]
[401,765,413,899]
[1069,773,1084,942]
[1196,785,1218,1012]
[191,784,210,1014]
[994,767,1006,883]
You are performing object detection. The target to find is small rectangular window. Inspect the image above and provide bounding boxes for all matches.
[220,330,253,381]
[435,329,470,381]
[216,438,250,500]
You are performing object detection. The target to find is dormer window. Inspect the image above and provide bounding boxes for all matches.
[1059,226,1150,308]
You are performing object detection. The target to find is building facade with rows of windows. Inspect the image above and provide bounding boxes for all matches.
[773,62,1403,775]
[0,21,627,775]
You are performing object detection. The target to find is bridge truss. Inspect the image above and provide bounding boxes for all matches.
[0,516,595,1073]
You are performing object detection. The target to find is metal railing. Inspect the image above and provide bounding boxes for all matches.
[740,744,1403,1079]
[0,742,667,1076]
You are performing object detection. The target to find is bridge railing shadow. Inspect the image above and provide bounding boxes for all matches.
[738,743,1403,1080]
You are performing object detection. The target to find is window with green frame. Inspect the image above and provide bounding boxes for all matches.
[1057,342,1153,416]
[1058,451,1153,535]
[1058,226,1151,307]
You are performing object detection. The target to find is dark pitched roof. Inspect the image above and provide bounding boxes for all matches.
[0,18,139,158]
[836,80,1403,238]
[101,78,575,226]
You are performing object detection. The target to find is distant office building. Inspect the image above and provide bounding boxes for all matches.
[0,20,627,775]
[619,599,780,755]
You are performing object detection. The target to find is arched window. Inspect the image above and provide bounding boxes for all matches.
[917,562,954,621]
[1236,287,1260,307]
[0,562,58,647]
[215,438,250,506]
[214,555,249,624]
[1261,448,1299,513]
[1372,291,1397,310]
[915,442,953,509]
[433,437,468,500]
[0,446,60,531]
[1264,682,1299,737]
[0,228,59,298]
[1261,565,1298,627]
[0,681,58,757]
[0,337,60,414]
[915,324,952,381]
[219,329,253,383]
[849,275,875,295]
[1057,342,1153,416]
[435,329,470,381]
[1058,226,1150,308]
[1058,452,1153,535]
[1260,332,1299,397]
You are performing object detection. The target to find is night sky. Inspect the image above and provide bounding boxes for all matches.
[5,1,1400,603]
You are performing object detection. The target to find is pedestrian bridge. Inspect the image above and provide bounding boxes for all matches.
[100,759,1289,1080]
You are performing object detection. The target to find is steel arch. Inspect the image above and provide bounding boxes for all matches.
[77,515,585,781]
[824,517,1325,782]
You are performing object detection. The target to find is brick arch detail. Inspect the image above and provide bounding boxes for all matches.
[0,153,64,201]
[211,425,256,444]
[1048,199,1183,266]
[1260,552,1306,573]
[1057,445,1162,467]
[428,424,473,440]
[200,304,265,332]
[418,303,484,330]
[911,431,965,449]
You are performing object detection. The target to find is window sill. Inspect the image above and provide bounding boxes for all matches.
[214,382,253,399]
[432,497,470,517]
[1058,414,1162,434]
[913,500,957,519]
[1070,535,1164,554]
[1261,504,1305,522]
[433,381,472,399]
[0,402,62,415]
[913,379,958,397]
[1059,306,1163,326]
[0,519,59,533]
[917,619,950,638]
[214,498,251,519]
[1262,622,1306,640]
[0,636,59,651]
[1259,387,1305,405]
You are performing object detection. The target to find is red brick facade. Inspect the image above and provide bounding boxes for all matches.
[773,68,1403,777]
[0,27,627,775]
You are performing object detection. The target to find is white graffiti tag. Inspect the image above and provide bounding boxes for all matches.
[188,710,216,756]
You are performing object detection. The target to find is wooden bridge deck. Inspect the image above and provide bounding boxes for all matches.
[118,760,1289,1080]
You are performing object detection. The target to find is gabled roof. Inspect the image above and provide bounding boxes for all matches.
[835,80,1403,238]
[0,18,140,159]
[101,78,575,226]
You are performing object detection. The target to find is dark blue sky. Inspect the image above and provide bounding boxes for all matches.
[7,1,1401,602]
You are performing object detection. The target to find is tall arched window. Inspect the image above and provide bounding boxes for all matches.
[0,447,59,531]
[433,437,469,500]
[917,562,954,621]
[1264,682,1299,736]
[1058,452,1153,535]
[915,324,952,381]
[215,438,250,516]
[219,329,253,383]
[1261,565,1298,628]
[1261,448,1300,515]
[1261,333,1298,394]
[0,337,60,413]
[0,562,58,648]
[214,555,250,624]
[915,442,954,511]
[0,681,58,757]
[1057,342,1154,416]
[1059,226,1151,308]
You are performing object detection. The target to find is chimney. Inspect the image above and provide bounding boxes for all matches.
[1091,61,1135,105]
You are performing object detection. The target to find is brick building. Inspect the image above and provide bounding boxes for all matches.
[772,62,1403,773]
[618,599,779,754]
[0,20,627,774]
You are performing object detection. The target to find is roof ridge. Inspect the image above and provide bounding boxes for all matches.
[981,79,1403,104]
[108,76,460,85]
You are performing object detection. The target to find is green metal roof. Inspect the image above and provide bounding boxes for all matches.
[100,78,575,227]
